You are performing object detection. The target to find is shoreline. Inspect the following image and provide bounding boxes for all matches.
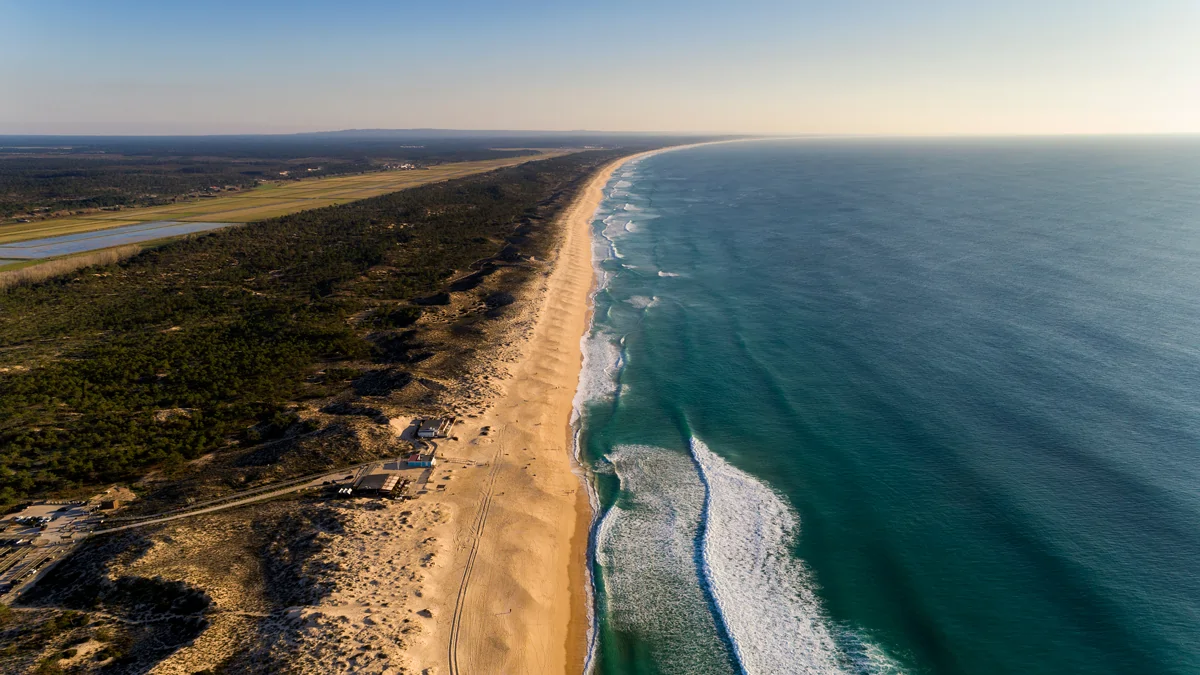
[399,150,646,674]
[569,142,740,673]
[398,143,732,674]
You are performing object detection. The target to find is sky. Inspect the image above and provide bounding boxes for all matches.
[2,0,1198,136]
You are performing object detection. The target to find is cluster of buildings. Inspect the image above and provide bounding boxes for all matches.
[334,416,453,501]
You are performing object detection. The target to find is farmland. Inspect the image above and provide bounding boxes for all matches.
[0,152,568,249]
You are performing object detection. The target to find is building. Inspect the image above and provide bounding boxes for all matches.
[353,473,401,496]
[406,452,437,468]
[416,417,453,439]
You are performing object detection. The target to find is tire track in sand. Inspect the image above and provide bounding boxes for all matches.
[447,439,505,675]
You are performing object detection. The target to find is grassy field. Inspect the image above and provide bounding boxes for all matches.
[0,152,570,246]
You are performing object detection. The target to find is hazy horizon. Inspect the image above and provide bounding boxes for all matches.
[3,0,1198,136]
[4,129,1200,140]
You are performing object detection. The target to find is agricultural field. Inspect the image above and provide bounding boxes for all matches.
[0,152,568,248]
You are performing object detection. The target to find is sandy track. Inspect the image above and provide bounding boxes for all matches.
[446,442,503,675]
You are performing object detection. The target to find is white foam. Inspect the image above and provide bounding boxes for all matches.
[626,295,658,309]
[691,437,902,675]
[624,221,639,233]
[596,446,739,673]
[602,217,629,240]
[572,329,622,417]
[577,152,665,675]
[658,271,680,278]
[574,196,627,420]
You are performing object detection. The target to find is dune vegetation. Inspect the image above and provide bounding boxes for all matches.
[0,150,619,507]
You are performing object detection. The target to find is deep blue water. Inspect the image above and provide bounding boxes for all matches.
[575,138,1200,675]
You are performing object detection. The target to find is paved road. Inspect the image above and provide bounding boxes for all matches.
[90,466,367,536]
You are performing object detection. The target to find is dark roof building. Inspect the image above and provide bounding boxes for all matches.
[354,473,401,494]
[417,417,453,438]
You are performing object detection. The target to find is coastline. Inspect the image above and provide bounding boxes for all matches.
[566,142,739,673]
[568,144,716,673]
[426,145,710,673]
[269,145,727,675]
[400,151,647,674]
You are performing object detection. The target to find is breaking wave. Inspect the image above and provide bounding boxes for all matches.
[592,439,906,675]
[595,445,740,673]
[691,438,851,674]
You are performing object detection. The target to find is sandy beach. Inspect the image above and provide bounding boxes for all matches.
[407,147,711,674]
[424,155,619,674]
[270,152,642,675]
[223,149,680,675]
[383,154,625,673]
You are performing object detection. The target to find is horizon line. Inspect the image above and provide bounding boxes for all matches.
[1,129,1199,140]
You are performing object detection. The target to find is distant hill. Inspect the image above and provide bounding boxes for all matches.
[292,128,674,139]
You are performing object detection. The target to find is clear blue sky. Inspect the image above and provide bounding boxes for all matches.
[2,0,1197,135]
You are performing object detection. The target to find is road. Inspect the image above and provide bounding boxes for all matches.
[89,465,371,536]
[1,462,383,603]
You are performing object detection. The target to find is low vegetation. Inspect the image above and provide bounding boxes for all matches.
[0,245,142,290]
[0,150,622,507]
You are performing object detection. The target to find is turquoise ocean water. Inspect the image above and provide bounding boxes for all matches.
[573,139,1200,675]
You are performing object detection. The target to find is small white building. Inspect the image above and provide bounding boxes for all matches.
[416,417,453,439]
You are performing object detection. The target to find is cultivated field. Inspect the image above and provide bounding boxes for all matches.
[0,152,570,246]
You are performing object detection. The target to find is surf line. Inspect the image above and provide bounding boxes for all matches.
[573,141,750,674]
[574,153,647,675]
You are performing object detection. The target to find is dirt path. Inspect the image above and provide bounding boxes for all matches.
[447,443,504,675]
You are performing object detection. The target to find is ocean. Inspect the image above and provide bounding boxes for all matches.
[573,138,1200,675]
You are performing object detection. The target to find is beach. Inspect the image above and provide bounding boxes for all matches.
[381,152,642,674]
[122,150,661,675]
[171,149,676,675]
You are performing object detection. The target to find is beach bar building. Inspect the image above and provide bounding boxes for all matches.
[416,417,453,439]
[353,473,401,497]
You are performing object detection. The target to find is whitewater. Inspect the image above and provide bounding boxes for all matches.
[573,148,902,675]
